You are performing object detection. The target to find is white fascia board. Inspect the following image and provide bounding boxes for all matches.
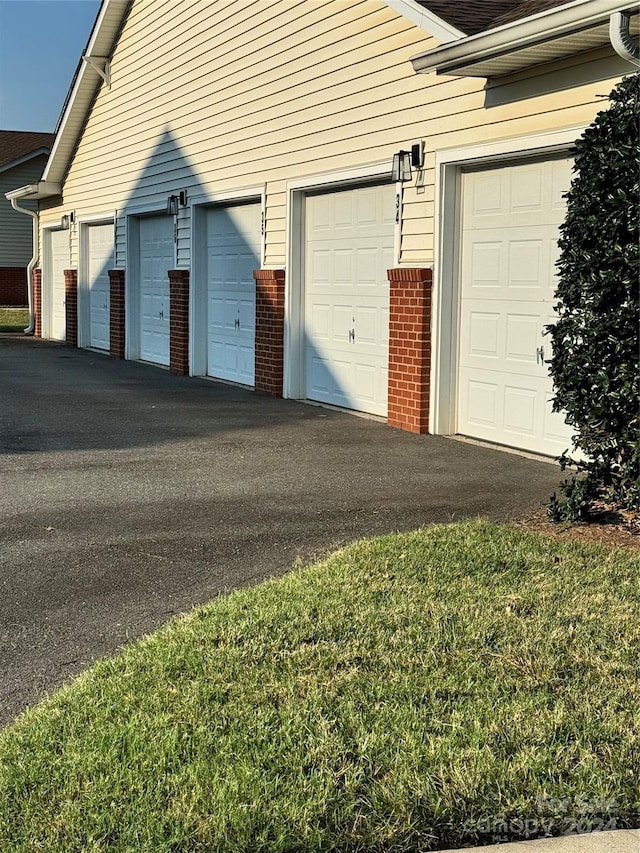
[42,0,130,185]
[411,0,631,73]
[0,148,51,176]
[4,181,62,201]
[383,0,464,41]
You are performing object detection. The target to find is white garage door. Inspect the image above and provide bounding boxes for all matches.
[49,230,68,341]
[87,223,114,351]
[305,183,394,416]
[139,216,174,366]
[458,158,574,456]
[206,202,261,385]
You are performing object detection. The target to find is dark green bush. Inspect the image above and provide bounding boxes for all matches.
[546,73,640,522]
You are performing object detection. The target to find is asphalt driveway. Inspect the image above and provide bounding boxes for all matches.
[0,336,562,727]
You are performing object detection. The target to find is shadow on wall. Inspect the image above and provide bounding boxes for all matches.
[484,50,632,108]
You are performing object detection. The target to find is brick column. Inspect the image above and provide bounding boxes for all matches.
[253,269,285,396]
[387,268,433,434]
[109,269,126,360]
[169,269,190,376]
[32,269,42,338]
[64,269,78,347]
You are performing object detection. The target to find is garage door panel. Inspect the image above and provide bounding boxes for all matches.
[458,158,574,456]
[468,170,505,218]
[466,242,503,291]
[466,311,501,360]
[460,375,500,430]
[505,314,540,365]
[508,240,546,290]
[354,306,379,346]
[238,298,254,333]
[503,385,538,436]
[310,304,330,338]
[334,250,353,283]
[208,340,225,372]
[544,406,573,445]
[304,183,394,417]
[206,202,260,385]
[308,355,332,396]
[510,163,545,213]
[333,305,352,340]
[354,362,378,403]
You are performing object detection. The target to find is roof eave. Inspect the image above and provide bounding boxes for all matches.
[383,0,465,41]
[42,0,130,186]
[411,0,634,75]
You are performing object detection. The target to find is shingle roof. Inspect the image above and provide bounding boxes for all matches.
[417,1,570,36]
[0,130,55,169]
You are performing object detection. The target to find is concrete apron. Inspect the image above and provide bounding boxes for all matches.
[438,829,640,853]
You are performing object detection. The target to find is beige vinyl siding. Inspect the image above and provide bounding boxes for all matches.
[0,155,48,266]
[40,0,626,271]
[41,0,437,262]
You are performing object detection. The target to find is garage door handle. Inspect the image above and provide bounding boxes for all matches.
[349,329,355,343]
[536,345,544,364]
[235,318,240,329]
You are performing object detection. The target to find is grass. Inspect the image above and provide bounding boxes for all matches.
[0,308,28,333]
[0,521,638,852]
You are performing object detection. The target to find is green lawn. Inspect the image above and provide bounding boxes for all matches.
[1,521,638,852]
[0,308,28,333]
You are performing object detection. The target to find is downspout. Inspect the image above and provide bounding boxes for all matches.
[610,11,640,63]
[10,198,39,335]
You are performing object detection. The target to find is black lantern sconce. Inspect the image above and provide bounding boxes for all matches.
[391,142,424,183]
[167,190,188,215]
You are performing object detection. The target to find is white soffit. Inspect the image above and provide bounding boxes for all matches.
[411,0,639,76]
[383,0,464,42]
[42,0,130,188]
[5,182,62,201]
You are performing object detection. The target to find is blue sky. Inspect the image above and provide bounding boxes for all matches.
[0,0,101,131]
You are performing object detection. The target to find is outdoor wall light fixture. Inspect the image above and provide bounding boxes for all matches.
[60,211,75,229]
[166,190,188,215]
[391,142,424,183]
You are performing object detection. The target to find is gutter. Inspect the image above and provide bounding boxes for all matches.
[610,10,640,61]
[411,0,635,74]
[5,182,62,334]
[8,198,39,335]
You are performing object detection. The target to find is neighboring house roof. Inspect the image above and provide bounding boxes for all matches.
[413,0,569,36]
[9,0,638,201]
[0,131,55,174]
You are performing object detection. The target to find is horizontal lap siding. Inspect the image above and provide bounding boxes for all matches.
[39,0,625,270]
[0,156,47,266]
